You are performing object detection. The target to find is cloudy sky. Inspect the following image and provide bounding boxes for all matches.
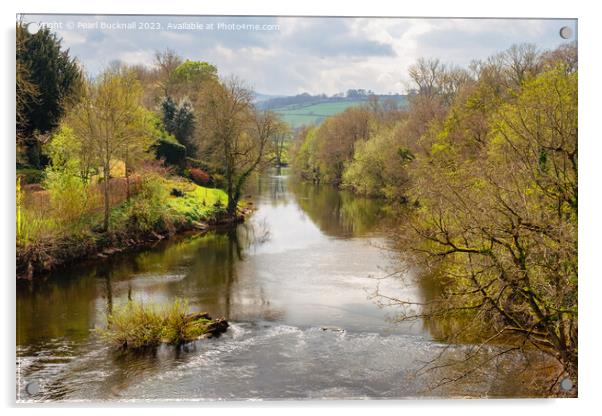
[22,14,577,95]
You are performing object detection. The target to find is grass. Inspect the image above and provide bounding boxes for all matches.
[272,97,408,128]
[17,173,234,277]
[274,101,365,127]
[99,299,213,349]
[165,178,228,225]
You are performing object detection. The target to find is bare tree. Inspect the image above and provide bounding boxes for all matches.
[154,49,183,97]
[198,77,281,216]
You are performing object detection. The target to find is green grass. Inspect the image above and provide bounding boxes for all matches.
[272,97,407,128]
[17,174,237,277]
[99,299,212,349]
[165,179,228,224]
[273,100,365,127]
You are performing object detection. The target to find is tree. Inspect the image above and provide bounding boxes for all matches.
[68,68,152,230]
[170,60,218,104]
[172,60,218,87]
[290,126,320,182]
[161,96,196,154]
[46,124,95,184]
[342,126,414,199]
[43,126,90,225]
[198,78,280,215]
[16,24,39,149]
[153,49,183,97]
[16,22,82,167]
[271,125,291,167]
[315,106,373,184]
[393,64,577,388]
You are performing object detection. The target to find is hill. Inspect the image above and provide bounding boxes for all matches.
[257,94,408,128]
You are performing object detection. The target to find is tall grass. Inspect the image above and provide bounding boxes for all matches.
[100,299,212,349]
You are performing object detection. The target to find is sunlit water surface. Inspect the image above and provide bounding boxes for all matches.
[17,170,546,401]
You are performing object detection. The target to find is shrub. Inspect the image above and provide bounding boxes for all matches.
[125,173,169,232]
[188,168,212,186]
[100,299,213,349]
[154,137,187,168]
[44,166,89,226]
[16,168,44,184]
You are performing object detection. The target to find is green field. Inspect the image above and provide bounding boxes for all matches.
[273,98,406,128]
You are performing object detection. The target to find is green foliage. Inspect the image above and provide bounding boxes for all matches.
[172,60,217,86]
[154,137,187,168]
[43,126,91,226]
[16,23,81,166]
[16,178,24,242]
[66,67,154,231]
[342,130,413,199]
[100,299,211,349]
[44,168,89,226]
[405,63,578,379]
[45,126,81,173]
[291,126,320,181]
[16,168,44,184]
[114,173,169,232]
[291,106,373,185]
[161,96,196,154]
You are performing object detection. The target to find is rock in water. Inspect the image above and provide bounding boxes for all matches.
[205,318,229,337]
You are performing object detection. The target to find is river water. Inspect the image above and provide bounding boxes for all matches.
[16,170,545,401]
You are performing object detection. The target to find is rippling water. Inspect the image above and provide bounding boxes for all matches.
[16,169,547,401]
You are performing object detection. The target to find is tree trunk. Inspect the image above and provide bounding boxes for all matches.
[103,163,110,232]
[227,187,237,216]
[125,152,130,202]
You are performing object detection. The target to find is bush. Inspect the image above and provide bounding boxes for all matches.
[44,167,90,226]
[188,168,213,186]
[154,137,187,168]
[125,173,169,232]
[16,168,44,184]
[185,157,211,172]
[100,299,212,349]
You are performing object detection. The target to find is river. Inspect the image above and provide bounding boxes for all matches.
[16,169,546,401]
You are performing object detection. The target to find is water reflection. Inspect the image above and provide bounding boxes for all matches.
[16,169,549,400]
[288,178,389,238]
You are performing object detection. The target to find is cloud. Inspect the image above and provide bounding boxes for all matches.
[22,14,577,95]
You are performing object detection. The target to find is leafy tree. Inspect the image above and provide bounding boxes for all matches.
[169,60,218,104]
[172,60,218,87]
[68,68,152,231]
[398,64,577,386]
[16,22,82,167]
[314,106,373,184]
[43,126,90,225]
[161,96,196,154]
[290,126,320,182]
[343,127,413,199]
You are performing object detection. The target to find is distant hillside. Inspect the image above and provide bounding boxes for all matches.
[257,93,408,128]
[253,92,285,103]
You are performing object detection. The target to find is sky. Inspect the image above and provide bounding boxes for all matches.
[21,14,577,96]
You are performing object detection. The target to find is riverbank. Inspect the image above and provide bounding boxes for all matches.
[16,177,253,280]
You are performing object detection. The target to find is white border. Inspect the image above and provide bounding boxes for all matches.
[2,1,600,415]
